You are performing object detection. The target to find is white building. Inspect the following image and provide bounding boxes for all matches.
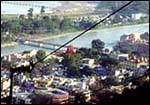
[131,13,144,20]
[81,58,95,68]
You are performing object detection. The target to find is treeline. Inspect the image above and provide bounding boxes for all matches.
[1,15,78,35]
[1,7,96,36]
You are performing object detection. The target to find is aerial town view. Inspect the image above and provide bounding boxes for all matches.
[1,1,149,104]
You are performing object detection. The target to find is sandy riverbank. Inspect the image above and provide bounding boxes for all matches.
[1,42,18,48]
[1,23,149,47]
[31,23,149,41]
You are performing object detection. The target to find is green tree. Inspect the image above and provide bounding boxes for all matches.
[62,53,82,77]
[50,16,61,33]
[40,6,45,17]
[60,17,72,31]
[99,54,119,69]
[9,20,21,34]
[62,53,82,69]
[36,50,46,62]
[104,76,119,86]
[28,8,34,19]
[44,58,55,75]
[69,66,81,77]
[76,47,98,58]
[92,39,105,51]
[42,16,51,31]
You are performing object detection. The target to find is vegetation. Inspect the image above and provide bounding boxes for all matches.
[1,1,149,44]
[80,66,98,76]
[76,47,98,59]
[61,53,82,77]
[62,53,82,69]
[114,41,135,55]
[36,50,46,62]
[98,53,119,70]
[103,76,120,86]
[140,32,149,40]
[76,39,105,59]
[92,39,105,52]
[44,58,56,75]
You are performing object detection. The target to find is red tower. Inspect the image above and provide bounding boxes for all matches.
[66,45,74,55]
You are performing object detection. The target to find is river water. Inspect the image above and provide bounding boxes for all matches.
[1,24,149,56]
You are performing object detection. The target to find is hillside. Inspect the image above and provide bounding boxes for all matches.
[96,1,149,15]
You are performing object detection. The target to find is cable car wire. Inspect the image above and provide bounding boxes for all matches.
[33,1,134,66]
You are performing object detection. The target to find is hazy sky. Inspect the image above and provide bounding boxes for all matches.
[1,1,62,14]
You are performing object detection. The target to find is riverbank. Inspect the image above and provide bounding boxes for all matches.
[1,22,149,47]
[28,23,149,41]
[1,42,18,48]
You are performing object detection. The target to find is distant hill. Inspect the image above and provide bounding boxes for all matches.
[96,1,149,16]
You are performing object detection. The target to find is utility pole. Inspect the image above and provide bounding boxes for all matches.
[9,68,15,104]
[8,65,32,104]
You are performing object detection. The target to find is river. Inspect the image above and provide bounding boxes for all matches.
[1,24,149,56]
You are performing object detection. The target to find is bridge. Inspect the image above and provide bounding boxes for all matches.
[15,38,78,50]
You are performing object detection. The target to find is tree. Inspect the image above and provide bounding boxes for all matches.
[104,76,119,86]
[42,16,51,31]
[9,20,21,34]
[28,8,34,19]
[76,47,89,57]
[49,16,61,33]
[99,54,119,69]
[62,53,82,69]
[36,50,46,62]
[79,20,93,30]
[80,66,97,76]
[44,58,55,75]
[1,21,10,32]
[114,41,134,55]
[60,17,72,31]
[92,39,105,51]
[76,47,98,58]
[62,53,82,77]
[69,66,81,78]
[40,6,45,17]
[140,32,149,40]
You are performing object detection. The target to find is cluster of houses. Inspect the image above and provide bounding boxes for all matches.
[1,31,149,104]
[118,32,149,56]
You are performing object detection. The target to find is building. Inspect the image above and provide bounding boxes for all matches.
[129,33,140,42]
[117,53,129,61]
[66,45,74,55]
[124,56,149,70]
[131,13,144,20]
[81,58,95,68]
[120,33,140,42]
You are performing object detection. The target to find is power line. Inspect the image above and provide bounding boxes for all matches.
[33,1,134,66]
[1,1,52,9]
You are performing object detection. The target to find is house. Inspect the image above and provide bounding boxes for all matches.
[81,58,95,68]
[117,53,129,61]
[131,13,144,20]
[124,56,149,70]
[128,33,140,42]
[120,33,140,43]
